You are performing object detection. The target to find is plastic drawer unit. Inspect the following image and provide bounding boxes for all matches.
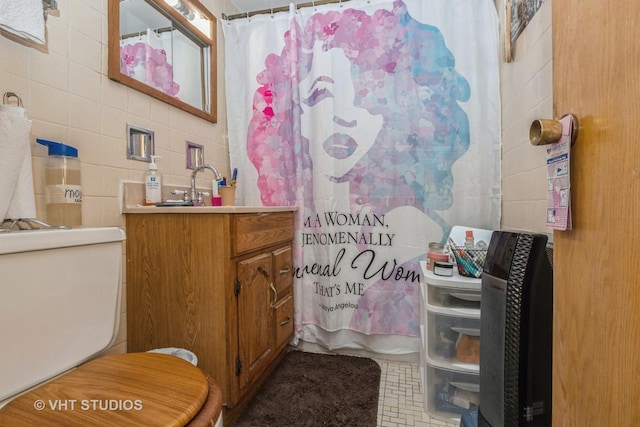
[419,261,481,424]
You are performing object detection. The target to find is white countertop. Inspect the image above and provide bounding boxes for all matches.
[121,182,297,214]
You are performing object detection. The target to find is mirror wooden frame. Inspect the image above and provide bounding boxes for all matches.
[108,0,217,123]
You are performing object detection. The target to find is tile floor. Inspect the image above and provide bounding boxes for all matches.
[376,360,458,427]
[295,342,461,427]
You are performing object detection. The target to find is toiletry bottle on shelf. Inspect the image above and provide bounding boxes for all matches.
[211,180,222,206]
[465,230,475,250]
[36,138,82,227]
[143,155,162,205]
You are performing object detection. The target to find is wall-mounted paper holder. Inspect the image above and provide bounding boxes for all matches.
[186,141,204,170]
[529,114,578,146]
[127,124,154,162]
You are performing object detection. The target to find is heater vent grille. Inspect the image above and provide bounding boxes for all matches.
[503,233,534,426]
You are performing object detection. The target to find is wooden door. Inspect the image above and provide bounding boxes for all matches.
[553,1,640,425]
[236,252,274,392]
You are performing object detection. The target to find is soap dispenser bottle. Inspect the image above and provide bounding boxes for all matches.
[143,155,163,205]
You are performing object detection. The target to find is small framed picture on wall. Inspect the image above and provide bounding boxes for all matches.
[506,0,545,62]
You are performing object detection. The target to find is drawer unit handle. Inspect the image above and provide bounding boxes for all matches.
[280,317,291,326]
[269,282,277,308]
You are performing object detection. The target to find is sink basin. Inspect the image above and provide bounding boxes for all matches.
[155,201,194,207]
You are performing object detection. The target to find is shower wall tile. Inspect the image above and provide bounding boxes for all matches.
[69,0,101,41]
[497,0,553,234]
[69,28,102,73]
[30,82,69,125]
[45,14,69,57]
[69,63,101,102]
[102,78,128,111]
[70,129,101,166]
[69,96,102,133]
[103,135,129,169]
[82,162,102,196]
[102,106,127,140]
[150,99,171,124]
[100,167,124,199]
[127,90,152,120]
[30,51,68,91]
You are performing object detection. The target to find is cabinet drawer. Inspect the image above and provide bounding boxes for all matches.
[426,365,479,421]
[427,285,481,310]
[273,246,293,295]
[427,312,479,367]
[232,212,294,256]
[274,294,293,349]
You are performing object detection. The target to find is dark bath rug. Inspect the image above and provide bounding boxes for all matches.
[234,349,381,427]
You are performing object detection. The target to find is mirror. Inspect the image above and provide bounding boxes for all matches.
[108,0,217,122]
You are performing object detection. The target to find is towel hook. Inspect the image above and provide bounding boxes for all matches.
[42,0,58,19]
[3,92,23,107]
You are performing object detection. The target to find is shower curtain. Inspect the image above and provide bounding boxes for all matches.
[120,29,179,97]
[223,0,501,354]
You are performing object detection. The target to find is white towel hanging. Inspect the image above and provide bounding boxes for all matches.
[0,0,46,44]
[0,93,37,221]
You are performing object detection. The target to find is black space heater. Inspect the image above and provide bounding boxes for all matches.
[478,231,553,427]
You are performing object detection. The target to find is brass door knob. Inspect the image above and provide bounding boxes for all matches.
[529,119,562,145]
[529,115,579,146]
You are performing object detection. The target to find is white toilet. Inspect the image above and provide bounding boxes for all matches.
[0,227,223,426]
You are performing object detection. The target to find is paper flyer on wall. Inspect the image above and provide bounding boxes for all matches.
[546,115,572,230]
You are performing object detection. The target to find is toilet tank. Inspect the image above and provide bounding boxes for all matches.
[0,227,126,404]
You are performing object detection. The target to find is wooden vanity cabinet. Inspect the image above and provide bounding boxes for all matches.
[236,245,293,394]
[125,211,294,424]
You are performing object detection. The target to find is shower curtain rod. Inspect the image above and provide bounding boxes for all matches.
[222,0,353,21]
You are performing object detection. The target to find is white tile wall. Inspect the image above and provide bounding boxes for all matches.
[497,0,553,233]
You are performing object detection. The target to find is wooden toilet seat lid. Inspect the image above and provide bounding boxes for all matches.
[0,352,208,426]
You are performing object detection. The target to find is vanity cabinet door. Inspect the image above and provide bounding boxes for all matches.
[236,252,274,392]
[235,243,294,394]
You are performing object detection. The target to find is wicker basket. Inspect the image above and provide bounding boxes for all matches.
[451,246,487,278]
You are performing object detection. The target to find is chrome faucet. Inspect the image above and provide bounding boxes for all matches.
[190,164,222,203]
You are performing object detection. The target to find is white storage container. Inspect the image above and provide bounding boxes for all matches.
[420,260,481,424]
[424,365,480,421]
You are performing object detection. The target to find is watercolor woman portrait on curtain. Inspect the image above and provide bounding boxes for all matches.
[246,1,471,341]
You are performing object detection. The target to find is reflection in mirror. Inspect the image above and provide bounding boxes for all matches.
[108,0,217,122]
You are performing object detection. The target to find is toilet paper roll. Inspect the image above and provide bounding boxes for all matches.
[147,347,198,366]
[0,104,37,220]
